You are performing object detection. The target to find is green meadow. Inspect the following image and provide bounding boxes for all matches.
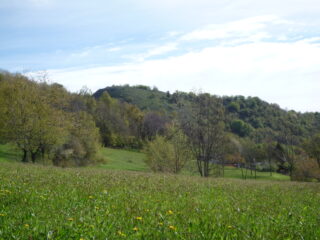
[0,162,319,240]
[0,145,319,239]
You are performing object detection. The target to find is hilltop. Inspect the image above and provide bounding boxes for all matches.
[94,85,320,144]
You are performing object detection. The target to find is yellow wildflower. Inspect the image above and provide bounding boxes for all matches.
[24,224,30,228]
[67,217,74,221]
[117,231,126,237]
[0,213,6,217]
[133,227,139,231]
[135,216,142,220]
[169,225,176,231]
[167,210,173,215]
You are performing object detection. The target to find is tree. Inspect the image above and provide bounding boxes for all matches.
[0,73,101,166]
[166,121,193,173]
[273,117,298,180]
[142,112,169,140]
[303,133,320,168]
[53,111,100,167]
[273,143,296,178]
[292,153,320,182]
[94,92,144,148]
[181,93,226,177]
[230,119,253,137]
[144,122,192,173]
[241,140,267,179]
[0,76,68,163]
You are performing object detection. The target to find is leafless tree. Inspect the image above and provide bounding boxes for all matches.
[181,93,226,177]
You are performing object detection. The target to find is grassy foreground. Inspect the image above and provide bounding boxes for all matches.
[0,162,319,239]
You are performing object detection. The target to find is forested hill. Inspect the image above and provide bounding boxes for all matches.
[94,85,176,112]
[94,85,320,144]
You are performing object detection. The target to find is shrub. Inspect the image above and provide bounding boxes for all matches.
[292,156,320,182]
[144,129,192,173]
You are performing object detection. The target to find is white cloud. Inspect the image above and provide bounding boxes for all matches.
[49,37,320,112]
[70,46,121,57]
[22,14,320,112]
[121,42,178,63]
[180,15,289,42]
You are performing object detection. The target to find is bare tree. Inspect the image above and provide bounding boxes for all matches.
[181,93,226,177]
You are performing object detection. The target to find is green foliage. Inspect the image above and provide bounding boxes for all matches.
[0,162,319,239]
[303,133,320,168]
[230,119,253,137]
[53,112,100,167]
[227,101,240,112]
[0,75,69,163]
[94,85,174,112]
[292,155,320,182]
[94,91,144,148]
[95,86,320,147]
[0,72,101,166]
[94,85,320,149]
[144,135,175,172]
[1,71,319,181]
[144,123,192,174]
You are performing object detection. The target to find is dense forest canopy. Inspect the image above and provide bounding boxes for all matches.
[94,85,320,145]
[1,71,319,181]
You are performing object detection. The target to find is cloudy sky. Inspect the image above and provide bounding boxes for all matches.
[1,0,320,112]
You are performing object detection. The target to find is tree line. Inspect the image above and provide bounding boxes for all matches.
[0,71,319,181]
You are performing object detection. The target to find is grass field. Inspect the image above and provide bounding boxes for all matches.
[0,162,319,239]
[98,148,148,172]
[98,147,289,181]
[0,144,20,162]
[0,144,289,181]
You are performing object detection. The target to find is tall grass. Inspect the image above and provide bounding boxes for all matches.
[0,162,319,239]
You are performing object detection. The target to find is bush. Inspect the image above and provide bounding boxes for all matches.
[292,156,320,182]
[53,112,101,167]
[144,130,192,173]
[144,136,175,173]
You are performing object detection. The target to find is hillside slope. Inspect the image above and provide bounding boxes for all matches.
[94,85,320,144]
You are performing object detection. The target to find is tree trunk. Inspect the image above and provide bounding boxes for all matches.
[244,165,248,180]
[204,161,209,177]
[240,163,244,179]
[253,158,256,179]
[222,162,225,177]
[31,151,37,163]
[269,157,272,176]
[21,149,28,163]
[197,159,203,177]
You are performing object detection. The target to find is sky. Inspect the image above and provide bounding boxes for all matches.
[1,0,320,112]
